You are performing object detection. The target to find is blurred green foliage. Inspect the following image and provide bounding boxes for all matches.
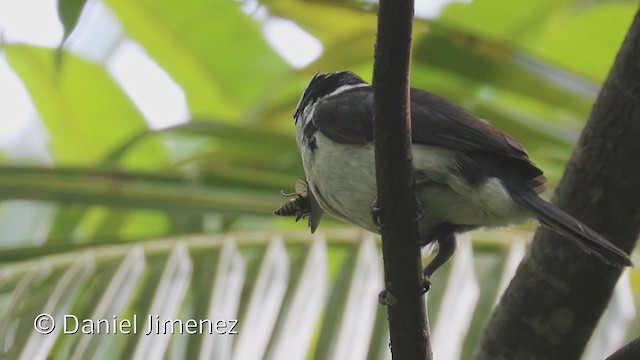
[0,0,638,358]
[3,0,636,244]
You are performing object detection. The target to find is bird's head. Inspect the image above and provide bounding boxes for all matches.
[294,71,367,125]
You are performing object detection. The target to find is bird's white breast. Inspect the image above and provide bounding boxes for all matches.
[298,131,529,235]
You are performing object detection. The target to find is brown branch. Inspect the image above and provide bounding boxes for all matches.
[474,7,640,360]
[607,336,640,360]
[372,0,431,359]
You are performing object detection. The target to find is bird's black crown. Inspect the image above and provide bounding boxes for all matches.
[294,71,367,122]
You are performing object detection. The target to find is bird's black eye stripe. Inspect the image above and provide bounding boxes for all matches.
[303,121,318,152]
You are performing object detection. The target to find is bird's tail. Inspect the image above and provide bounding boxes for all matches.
[512,191,632,267]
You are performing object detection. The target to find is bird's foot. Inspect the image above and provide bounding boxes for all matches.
[421,276,432,294]
[370,197,383,227]
[379,280,430,305]
[371,194,424,227]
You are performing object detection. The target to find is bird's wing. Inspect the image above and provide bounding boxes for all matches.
[311,86,545,188]
[309,88,374,145]
[409,90,530,161]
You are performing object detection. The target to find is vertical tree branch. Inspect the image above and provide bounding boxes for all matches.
[475,7,640,360]
[372,0,431,359]
[607,336,640,360]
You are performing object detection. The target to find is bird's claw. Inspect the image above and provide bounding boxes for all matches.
[370,194,424,228]
[421,276,432,294]
[370,198,383,227]
[379,279,430,305]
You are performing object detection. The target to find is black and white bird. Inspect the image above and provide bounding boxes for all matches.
[293,70,631,280]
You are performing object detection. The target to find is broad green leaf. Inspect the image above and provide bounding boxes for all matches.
[412,23,596,114]
[264,0,377,47]
[440,0,572,41]
[105,0,289,119]
[58,0,89,42]
[525,2,637,81]
[56,0,90,67]
[4,44,160,165]
[440,1,637,81]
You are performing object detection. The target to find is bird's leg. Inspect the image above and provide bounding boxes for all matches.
[422,232,457,292]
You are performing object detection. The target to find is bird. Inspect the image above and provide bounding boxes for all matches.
[292,70,632,283]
